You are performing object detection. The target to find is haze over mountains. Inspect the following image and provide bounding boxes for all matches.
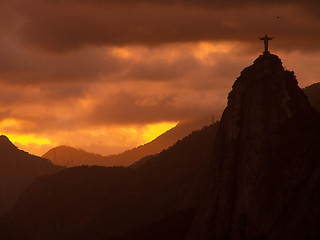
[42,82,320,169]
[1,53,319,240]
[42,117,212,167]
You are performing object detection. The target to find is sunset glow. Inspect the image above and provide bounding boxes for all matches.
[194,42,233,60]
[1,119,178,156]
[142,122,178,144]
[0,0,319,157]
[6,134,52,146]
[1,0,320,239]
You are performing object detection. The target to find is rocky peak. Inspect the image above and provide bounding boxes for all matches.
[194,54,320,240]
[222,54,312,142]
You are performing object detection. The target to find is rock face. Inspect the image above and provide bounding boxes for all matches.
[195,54,320,240]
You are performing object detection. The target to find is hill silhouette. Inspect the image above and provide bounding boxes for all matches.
[42,117,211,167]
[304,82,320,113]
[190,54,320,239]
[0,135,63,216]
[42,145,106,167]
[0,123,219,239]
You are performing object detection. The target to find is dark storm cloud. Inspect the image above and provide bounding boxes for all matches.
[40,84,86,101]
[37,0,320,8]
[124,55,202,81]
[7,0,318,52]
[0,111,11,121]
[0,36,248,86]
[0,83,86,107]
[0,38,123,84]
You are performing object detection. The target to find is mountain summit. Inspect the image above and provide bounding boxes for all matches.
[0,135,18,152]
[0,135,63,216]
[193,54,320,240]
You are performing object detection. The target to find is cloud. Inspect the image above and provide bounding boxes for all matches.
[0,39,248,86]
[0,83,86,107]
[123,57,200,81]
[0,38,123,84]
[87,91,207,124]
[3,0,316,52]
[1,43,319,132]
[1,0,320,156]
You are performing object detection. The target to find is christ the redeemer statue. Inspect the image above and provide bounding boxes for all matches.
[259,34,273,54]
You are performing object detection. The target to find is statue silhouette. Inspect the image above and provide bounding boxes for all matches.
[259,34,273,54]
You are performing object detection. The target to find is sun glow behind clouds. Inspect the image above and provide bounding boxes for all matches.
[142,122,178,144]
[0,119,53,147]
[1,117,177,156]
[0,118,21,129]
[7,134,52,146]
[60,122,178,153]
[0,42,235,156]
[194,42,232,60]
[112,47,132,59]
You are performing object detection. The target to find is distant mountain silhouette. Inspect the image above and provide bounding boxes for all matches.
[42,117,211,167]
[0,135,63,216]
[0,123,218,239]
[42,145,106,167]
[190,54,320,239]
[304,82,320,113]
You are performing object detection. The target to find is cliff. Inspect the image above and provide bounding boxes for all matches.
[194,54,320,240]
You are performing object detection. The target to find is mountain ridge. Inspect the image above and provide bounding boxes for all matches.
[0,136,63,216]
[42,117,211,167]
[304,82,320,113]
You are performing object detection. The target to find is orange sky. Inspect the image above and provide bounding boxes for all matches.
[0,0,320,156]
